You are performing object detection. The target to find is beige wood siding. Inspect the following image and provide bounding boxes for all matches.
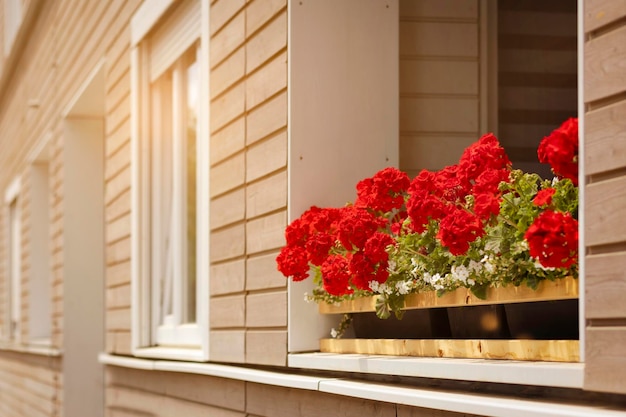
[399,0,480,176]
[0,0,142,415]
[105,366,479,417]
[583,0,626,395]
[0,352,61,417]
[209,0,288,366]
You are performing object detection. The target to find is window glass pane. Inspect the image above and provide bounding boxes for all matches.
[185,56,198,323]
[152,73,175,324]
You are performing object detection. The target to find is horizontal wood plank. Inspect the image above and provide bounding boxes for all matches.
[246,382,396,417]
[400,60,478,96]
[246,330,287,366]
[321,339,579,362]
[585,252,626,319]
[585,25,626,103]
[320,277,578,314]
[586,177,626,247]
[400,22,478,57]
[585,0,626,33]
[399,0,478,20]
[585,327,626,394]
[210,259,246,296]
[246,291,287,328]
[585,100,626,175]
[400,97,479,133]
[210,294,245,328]
[245,211,286,254]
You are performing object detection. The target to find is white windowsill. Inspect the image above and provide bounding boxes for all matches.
[132,346,206,362]
[99,353,324,390]
[288,352,584,389]
[0,341,61,357]
[99,353,623,417]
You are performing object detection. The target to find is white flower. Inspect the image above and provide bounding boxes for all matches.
[396,281,410,295]
[330,328,338,338]
[424,272,444,290]
[481,255,496,274]
[451,265,470,284]
[468,260,482,274]
[369,280,380,293]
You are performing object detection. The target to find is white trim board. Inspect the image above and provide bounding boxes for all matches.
[4,177,20,203]
[98,353,622,417]
[289,353,584,389]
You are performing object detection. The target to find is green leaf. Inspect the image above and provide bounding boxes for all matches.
[375,296,391,319]
[470,284,489,300]
[525,275,539,290]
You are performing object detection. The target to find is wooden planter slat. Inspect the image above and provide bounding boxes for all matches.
[320,338,580,362]
[318,276,578,314]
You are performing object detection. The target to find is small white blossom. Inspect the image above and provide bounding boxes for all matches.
[330,328,338,338]
[424,272,444,290]
[369,280,380,293]
[481,255,496,274]
[451,265,470,284]
[396,281,410,295]
[468,260,482,273]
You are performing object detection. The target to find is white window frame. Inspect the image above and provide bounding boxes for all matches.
[286,0,586,389]
[130,0,210,361]
[3,177,21,343]
[26,137,52,345]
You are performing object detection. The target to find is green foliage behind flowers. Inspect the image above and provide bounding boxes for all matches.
[277,119,579,319]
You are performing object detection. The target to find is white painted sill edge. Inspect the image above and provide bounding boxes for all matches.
[99,353,623,417]
[288,352,584,389]
[0,342,61,357]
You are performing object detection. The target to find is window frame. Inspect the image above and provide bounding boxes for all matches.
[3,177,21,343]
[26,138,53,345]
[286,0,586,387]
[130,0,210,361]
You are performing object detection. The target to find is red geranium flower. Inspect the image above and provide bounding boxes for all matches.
[538,118,578,185]
[355,167,410,213]
[321,254,353,296]
[525,210,578,268]
[473,193,501,220]
[336,206,386,251]
[437,207,485,255]
[276,245,310,281]
[459,133,511,183]
[533,188,556,207]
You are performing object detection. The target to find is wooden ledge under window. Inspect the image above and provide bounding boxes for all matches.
[319,276,579,314]
[320,339,579,363]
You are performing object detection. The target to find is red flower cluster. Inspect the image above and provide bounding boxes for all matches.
[436,207,485,255]
[355,167,410,213]
[406,133,511,254]
[277,117,579,297]
[276,202,396,296]
[538,118,578,185]
[525,210,578,268]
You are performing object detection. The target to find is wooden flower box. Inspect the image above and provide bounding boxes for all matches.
[319,277,580,362]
